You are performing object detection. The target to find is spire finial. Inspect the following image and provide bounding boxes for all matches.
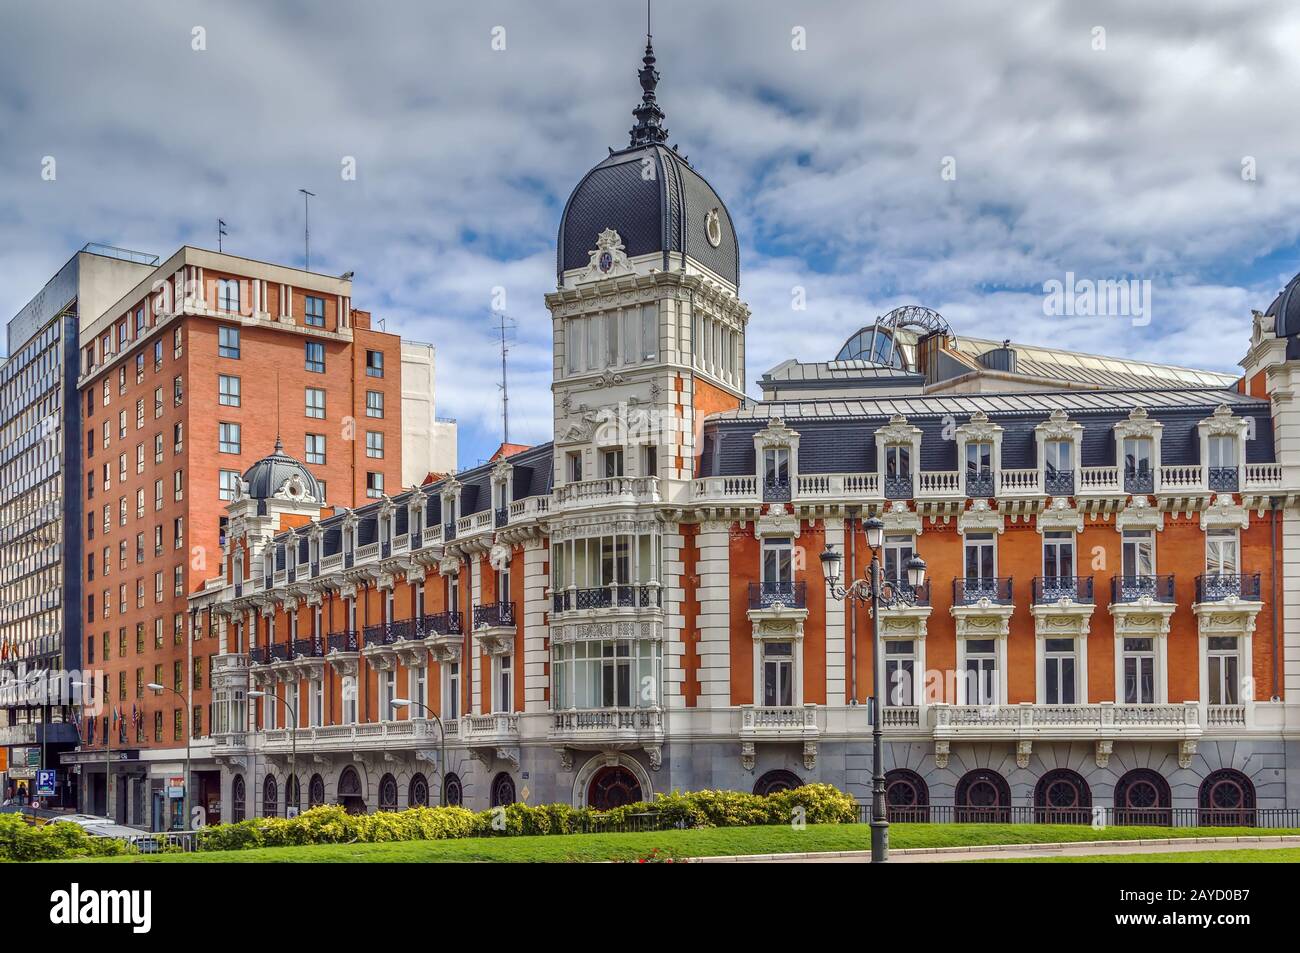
[629,6,668,148]
[274,434,283,454]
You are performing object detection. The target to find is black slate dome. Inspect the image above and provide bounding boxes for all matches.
[556,36,739,288]
[1268,272,1300,339]
[242,437,324,503]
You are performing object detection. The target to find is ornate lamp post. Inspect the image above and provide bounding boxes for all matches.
[820,515,927,863]
[248,689,297,816]
[147,682,191,830]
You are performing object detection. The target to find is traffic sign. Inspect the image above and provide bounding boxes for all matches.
[36,769,56,797]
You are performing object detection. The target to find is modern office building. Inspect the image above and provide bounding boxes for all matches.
[0,244,159,805]
[184,36,1300,827]
[62,247,451,827]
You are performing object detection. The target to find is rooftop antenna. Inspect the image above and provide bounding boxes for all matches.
[493,313,517,445]
[298,189,316,271]
[218,219,228,253]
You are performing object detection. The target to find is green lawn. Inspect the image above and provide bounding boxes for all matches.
[985,847,1300,864]
[62,823,1300,864]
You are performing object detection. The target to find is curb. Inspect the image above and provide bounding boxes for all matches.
[690,834,1300,863]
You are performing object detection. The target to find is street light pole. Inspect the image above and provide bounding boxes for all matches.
[248,689,298,814]
[390,697,446,801]
[148,683,190,831]
[821,516,927,864]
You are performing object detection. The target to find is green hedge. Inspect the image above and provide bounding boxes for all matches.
[0,784,857,860]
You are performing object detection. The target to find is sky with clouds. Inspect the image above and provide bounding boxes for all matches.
[3,0,1300,467]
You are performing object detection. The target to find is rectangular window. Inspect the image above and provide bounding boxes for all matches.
[304,341,325,373]
[304,295,325,327]
[1123,637,1156,704]
[219,375,241,406]
[884,640,915,706]
[567,451,583,483]
[965,440,993,476]
[135,399,144,430]
[173,468,184,502]
[305,434,326,465]
[365,349,384,377]
[219,422,241,454]
[762,641,794,707]
[217,278,240,312]
[762,537,793,587]
[218,326,240,359]
[601,448,624,478]
[1208,636,1240,705]
[1206,529,1239,575]
[964,639,998,705]
[219,469,240,501]
[173,422,183,454]
[305,388,325,418]
[1044,439,1073,475]
[365,390,384,418]
[366,471,384,498]
[154,432,163,464]
[1043,530,1075,580]
[1121,529,1155,579]
[154,387,163,418]
[883,534,915,587]
[366,431,384,458]
[1044,637,1077,705]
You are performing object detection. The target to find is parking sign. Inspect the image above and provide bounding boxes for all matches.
[36,769,56,797]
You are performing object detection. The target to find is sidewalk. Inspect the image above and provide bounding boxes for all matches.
[693,834,1300,864]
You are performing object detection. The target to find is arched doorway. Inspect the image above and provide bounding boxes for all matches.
[1199,769,1255,826]
[409,773,429,808]
[753,770,802,797]
[954,769,1010,823]
[262,775,278,818]
[308,774,325,809]
[1114,768,1171,826]
[378,773,399,812]
[1034,769,1092,824]
[490,772,516,807]
[884,769,929,822]
[588,766,644,809]
[337,765,366,814]
[231,774,245,822]
[443,773,463,807]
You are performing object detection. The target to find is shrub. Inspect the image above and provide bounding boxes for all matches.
[0,815,134,862]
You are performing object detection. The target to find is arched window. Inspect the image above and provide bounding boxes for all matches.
[308,774,325,809]
[588,766,643,809]
[752,769,802,797]
[884,769,929,822]
[443,773,463,807]
[1034,769,1092,824]
[490,772,516,808]
[231,774,245,822]
[409,773,429,808]
[337,765,365,814]
[378,773,399,812]
[262,775,278,818]
[954,769,1010,823]
[1114,768,1171,826]
[284,775,301,817]
[1198,769,1256,827]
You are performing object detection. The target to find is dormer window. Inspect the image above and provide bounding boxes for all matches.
[883,444,912,499]
[1043,440,1074,495]
[1123,437,1154,493]
[762,447,790,502]
[1207,435,1239,491]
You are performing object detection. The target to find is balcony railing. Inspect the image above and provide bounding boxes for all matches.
[248,646,268,665]
[748,581,807,610]
[999,468,1040,495]
[1195,573,1261,603]
[1043,469,1074,496]
[762,476,791,502]
[1077,466,1120,495]
[1110,574,1174,604]
[292,637,324,659]
[1032,575,1094,605]
[1207,466,1239,492]
[268,642,292,662]
[326,631,359,654]
[884,474,913,500]
[473,601,516,628]
[494,506,509,528]
[917,470,961,498]
[952,576,1013,606]
[388,619,418,643]
[1124,467,1154,494]
[885,580,930,606]
[554,585,663,612]
[443,521,456,541]
[965,471,995,498]
[418,611,463,637]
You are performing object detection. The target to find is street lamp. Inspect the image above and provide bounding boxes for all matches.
[390,698,447,802]
[820,515,927,863]
[248,690,298,816]
[147,682,191,831]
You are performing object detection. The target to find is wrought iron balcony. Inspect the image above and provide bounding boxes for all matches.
[410,528,423,548]
[888,580,930,606]
[554,585,663,613]
[748,581,807,610]
[363,622,398,646]
[327,631,359,654]
[965,471,995,498]
[417,611,463,637]
[494,506,509,528]
[1043,469,1075,496]
[762,476,791,502]
[473,601,516,628]
[248,646,269,665]
[292,637,324,659]
[344,550,354,569]
[268,642,292,662]
[443,521,456,541]
[388,619,418,643]
[1033,575,1094,604]
[1110,574,1174,604]
[1123,467,1154,494]
[380,539,391,559]
[1195,573,1261,603]
[1207,466,1239,492]
[884,474,913,500]
[952,576,1014,606]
